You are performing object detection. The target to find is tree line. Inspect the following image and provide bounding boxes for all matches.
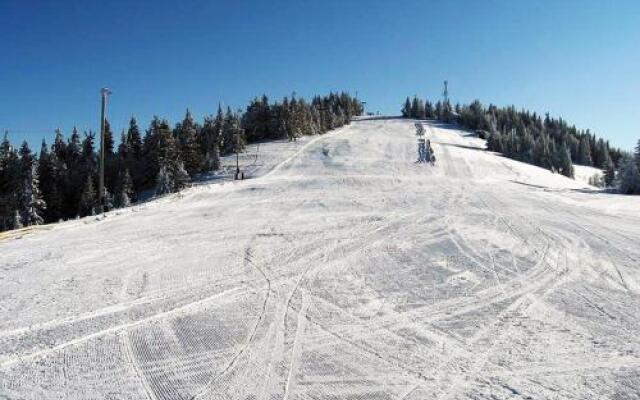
[401,96,640,194]
[0,92,362,232]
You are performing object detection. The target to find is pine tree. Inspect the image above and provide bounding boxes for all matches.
[415,96,623,179]
[18,141,33,172]
[221,107,244,154]
[243,95,273,141]
[18,142,46,226]
[487,131,503,154]
[102,187,114,212]
[532,134,547,167]
[175,109,202,177]
[424,100,435,119]
[102,120,118,198]
[20,163,46,226]
[82,132,96,163]
[0,91,362,231]
[287,97,301,141]
[201,115,221,171]
[594,139,607,168]
[151,118,189,195]
[220,107,234,154]
[335,107,346,128]
[115,169,134,208]
[67,127,82,163]
[38,139,63,223]
[173,162,189,193]
[556,143,574,178]
[103,120,115,156]
[411,97,419,119]
[520,131,534,163]
[619,157,640,194]
[213,104,225,139]
[604,155,616,187]
[62,127,86,218]
[79,175,97,216]
[155,164,173,196]
[578,136,592,166]
[155,160,188,195]
[50,129,69,219]
[310,106,321,134]
[0,133,21,230]
[52,129,67,161]
[127,117,143,160]
[124,118,144,197]
[418,98,426,119]
[402,97,411,118]
[142,117,171,188]
[118,130,129,160]
[12,209,22,229]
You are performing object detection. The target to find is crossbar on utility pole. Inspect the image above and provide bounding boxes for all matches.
[98,87,111,213]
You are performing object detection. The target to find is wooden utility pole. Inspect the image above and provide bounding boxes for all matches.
[235,128,243,180]
[98,88,111,213]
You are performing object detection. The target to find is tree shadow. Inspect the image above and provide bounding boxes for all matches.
[508,179,622,195]
[352,115,404,121]
[435,142,486,151]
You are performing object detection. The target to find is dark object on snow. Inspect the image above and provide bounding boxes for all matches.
[427,140,435,165]
[417,138,427,163]
[474,130,489,139]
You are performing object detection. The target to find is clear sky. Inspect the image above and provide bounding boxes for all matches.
[1,0,638,150]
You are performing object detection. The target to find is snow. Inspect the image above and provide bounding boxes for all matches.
[1,118,640,399]
[573,164,604,186]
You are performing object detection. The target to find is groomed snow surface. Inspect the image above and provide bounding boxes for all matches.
[1,118,640,399]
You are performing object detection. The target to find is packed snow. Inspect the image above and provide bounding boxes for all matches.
[1,118,639,399]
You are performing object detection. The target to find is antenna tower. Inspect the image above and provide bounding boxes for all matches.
[443,80,449,103]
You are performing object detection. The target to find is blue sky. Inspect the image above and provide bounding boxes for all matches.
[1,1,639,150]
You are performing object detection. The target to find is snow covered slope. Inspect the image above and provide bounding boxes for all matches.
[573,164,604,187]
[1,118,640,399]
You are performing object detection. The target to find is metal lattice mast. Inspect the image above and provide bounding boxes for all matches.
[443,80,449,103]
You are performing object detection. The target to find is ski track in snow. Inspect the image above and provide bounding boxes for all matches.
[1,118,640,399]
